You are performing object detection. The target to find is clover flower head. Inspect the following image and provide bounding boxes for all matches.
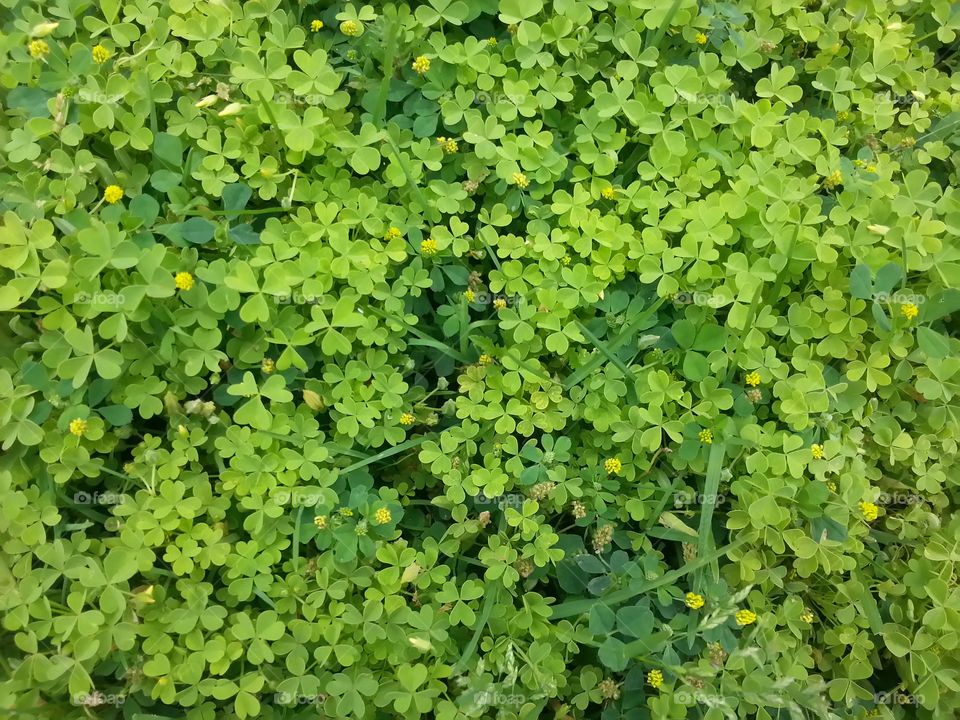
[420,238,438,256]
[837,110,850,121]
[340,20,362,36]
[592,523,614,553]
[735,609,757,626]
[698,429,713,444]
[103,185,124,204]
[464,289,475,303]
[261,358,275,374]
[399,412,415,426]
[385,226,402,240]
[478,354,493,366]
[695,32,708,45]
[29,40,50,59]
[901,303,919,320]
[571,500,587,519]
[374,507,392,524]
[314,515,327,529]
[647,669,664,689]
[69,418,88,437]
[598,678,621,699]
[823,170,843,189]
[311,20,324,31]
[745,371,761,387]
[811,443,824,460]
[512,172,529,188]
[92,44,110,63]
[174,272,194,291]
[601,187,616,200]
[800,608,815,623]
[412,55,431,74]
[604,457,622,474]
[859,501,879,522]
[685,592,705,609]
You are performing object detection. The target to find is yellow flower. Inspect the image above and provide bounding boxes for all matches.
[822,170,842,189]
[420,238,438,256]
[493,298,507,310]
[464,289,475,302]
[400,412,415,426]
[735,609,757,626]
[561,255,571,266]
[745,371,761,387]
[811,443,824,460]
[866,164,877,173]
[374,507,392,524]
[69,418,88,437]
[487,37,497,47]
[28,40,50,59]
[340,20,362,36]
[385,226,402,240]
[314,515,327,529]
[859,501,879,522]
[478,354,493,366]
[412,55,431,74]
[338,507,354,518]
[512,172,529,188]
[695,32,708,45]
[698,429,713,444]
[604,457,622,475]
[261,358,275,374]
[601,187,616,200]
[854,159,865,168]
[441,138,458,153]
[92,44,110,63]
[647,670,664,689]
[174,272,194,291]
[800,608,815,623]
[827,481,837,492]
[685,592,705,610]
[311,20,324,31]
[507,23,518,35]
[103,185,124,204]
[837,110,850,121]
[900,303,919,320]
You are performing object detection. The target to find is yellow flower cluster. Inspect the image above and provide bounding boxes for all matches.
[493,298,507,310]
[745,371,761,387]
[860,501,879,522]
[437,136,459,153]
[698,429,713,444]
[601,187,616,200]
[735,609,757,626]
[685,592,705,609]
[822,170,843,189]
[314,515,327,529]
[311,20,324,31]
[604,457,622,474]
[29,40,50,59]
[399,413,415,426]
[420,238,438,256]
[647,670,664,689]
[174,272,194,291]
[901,303,919,320]
[92,44,110,63]
[512,172,529,188]
[103,185,124,204]
[811,444,824,459]
[412,55,430,74]
[340,20,362,36]
[69,418,88,437]
[374,507,392,524]
[695,32,708,45]
[385,226,402,240]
